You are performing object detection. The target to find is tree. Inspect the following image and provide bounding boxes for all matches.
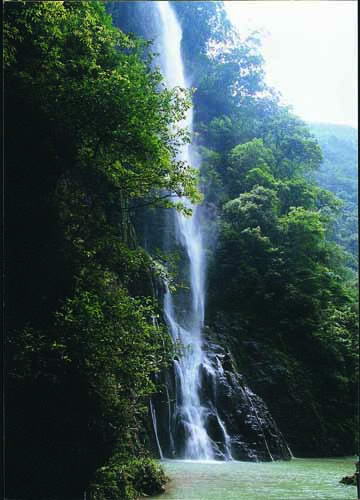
[226,138,276,197]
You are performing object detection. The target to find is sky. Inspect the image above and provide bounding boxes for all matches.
[223,1,358,128]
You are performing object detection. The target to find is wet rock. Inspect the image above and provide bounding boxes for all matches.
[151,336,292,461]
[197,338,291,461]
[340,474,356,485]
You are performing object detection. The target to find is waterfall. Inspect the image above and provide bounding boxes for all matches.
[150,399,164,460]
[106,0,293,463]
[156,1,232,461]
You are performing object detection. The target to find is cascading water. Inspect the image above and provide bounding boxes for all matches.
[107,0,293,463]
[156,1,232,461]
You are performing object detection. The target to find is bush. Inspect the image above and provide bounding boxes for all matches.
[89,457,167,500]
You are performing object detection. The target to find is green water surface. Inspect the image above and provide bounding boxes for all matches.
[150,457,357,500]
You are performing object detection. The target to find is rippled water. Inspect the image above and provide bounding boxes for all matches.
[150,457,357,499]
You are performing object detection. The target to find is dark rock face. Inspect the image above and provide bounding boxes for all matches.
[107,3,162,51]
[151,338,291,461]
[201,340,291,461]
[206,313,358,458]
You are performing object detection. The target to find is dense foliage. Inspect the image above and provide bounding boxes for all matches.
[309,122,358,268]
[5,1,196,498]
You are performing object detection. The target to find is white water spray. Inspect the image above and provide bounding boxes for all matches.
[156,1,232,461]
[150,399,164,460]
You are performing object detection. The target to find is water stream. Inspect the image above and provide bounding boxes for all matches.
[156,0,223,460]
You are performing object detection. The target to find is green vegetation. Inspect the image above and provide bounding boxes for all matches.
[309,122,358,268]
[89,456,167,499]
[5,1,358,498]
[5,1,196,498]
